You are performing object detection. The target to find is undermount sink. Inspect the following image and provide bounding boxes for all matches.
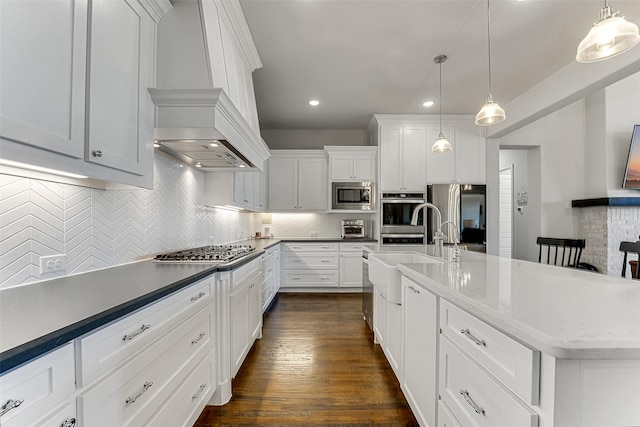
[368,252,441,304]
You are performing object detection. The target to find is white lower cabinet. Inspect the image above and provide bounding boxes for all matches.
[373,287,387,346]
[145,353,215,427]
[384,300,403,378]
[261,247,277,312]
[339,243,366,288]
[78,306,213,427]
[0,343,76,427]
[439,336,538,427]
[281,243,340,290]
[229,262,262,377]
[438,401,462,427]
[402,276,438,427]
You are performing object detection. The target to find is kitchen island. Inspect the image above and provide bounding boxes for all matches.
[365,245,640,427]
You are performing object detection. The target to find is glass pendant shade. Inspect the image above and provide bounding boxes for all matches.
[576,5,640,63]
[432,132,452,153]
[475,95,506,126]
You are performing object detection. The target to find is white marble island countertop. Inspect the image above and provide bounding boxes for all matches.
[370,246,640,360]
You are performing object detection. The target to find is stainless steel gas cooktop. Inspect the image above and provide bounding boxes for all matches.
[153,245,256,263]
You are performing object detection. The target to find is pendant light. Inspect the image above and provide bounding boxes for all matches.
[475,0,506,126]
[432,54,452,153]
[576,0,639,63]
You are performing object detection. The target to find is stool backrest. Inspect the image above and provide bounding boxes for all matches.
[536,237,585,268]
[619,241,640,279]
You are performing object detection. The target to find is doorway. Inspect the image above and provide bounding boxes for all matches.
[499,166,513,258]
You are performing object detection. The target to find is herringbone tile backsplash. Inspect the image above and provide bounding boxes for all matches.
[0,154,251,288]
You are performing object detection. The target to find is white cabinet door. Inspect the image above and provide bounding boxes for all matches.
[380,126,402,191]
[385,300,403,379]
[87,0,154,176]
[455,127,486,183]
[252,172,265,211]
[401,125,428,191]
[268,157,298,210]
[233,172,247,206]
[339,253,363,287]
[330,154,353,180]
[374,288,387,347]
[402,276,438,427]
[230,284,250,377]
[248,278,262,341]
[0,0,87,158]
[426,126,455,183]
[298,157,327,210]
[353,154,375,180]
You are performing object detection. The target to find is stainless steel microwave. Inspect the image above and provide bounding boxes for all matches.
[331,182,374,211]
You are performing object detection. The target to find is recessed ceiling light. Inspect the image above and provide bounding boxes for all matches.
[423,100,435,107]
[209,140,220,147]
[195,162,202,168]
[153,142,160,148]
[309,100,320,106]
[238,164,246,168]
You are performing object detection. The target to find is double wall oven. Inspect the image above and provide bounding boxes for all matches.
[380,192,425,245]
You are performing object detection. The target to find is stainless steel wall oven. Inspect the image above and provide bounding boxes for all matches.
[380,192,425,245]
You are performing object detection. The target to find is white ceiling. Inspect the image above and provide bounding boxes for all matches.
[239,0,640,130]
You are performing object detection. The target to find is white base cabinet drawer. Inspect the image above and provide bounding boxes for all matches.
[440,300,539,404]
[284,243,338,252]
[439,336,538,427]
[438,401,462,427]
[77,278,212,387]
[283,253,339,269]
[282,270,339,287]
[145,353,215,427]
[78,306,213,427]
[0,343,75,427]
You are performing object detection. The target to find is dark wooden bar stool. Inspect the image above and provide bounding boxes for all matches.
[619,241,640,280]
[536,237,585,268]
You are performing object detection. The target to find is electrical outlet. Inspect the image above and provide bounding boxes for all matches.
[40,254,66,274]
[309,231,318,237]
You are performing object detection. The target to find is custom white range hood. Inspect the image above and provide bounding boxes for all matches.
[149,0,270,171]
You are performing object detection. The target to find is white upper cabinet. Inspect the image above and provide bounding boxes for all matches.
[203,170,265,212]
[268,151,328,211]
[86,0,155,176]
[0,0,171,188]
[0,0,88,158]
[325,146,377,181]
[378,123,427,192]
[427,125,486,184]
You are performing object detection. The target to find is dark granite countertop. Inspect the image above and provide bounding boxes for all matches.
[0,236,377,374]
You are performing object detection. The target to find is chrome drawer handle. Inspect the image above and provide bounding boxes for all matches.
[192,384,207,400]
[60,418,77,427]
[191,291,206,302]
[460,389,485,415]
[123,324,151,341]
[320,260,330,263]
[321,277,330,281]
[408,285,420,294]
[191,332,206,345]
[0,399,24,417]
[291,277,301,280]
[321,246,331,249]
[460,328,486,346]
[126,381,153,404]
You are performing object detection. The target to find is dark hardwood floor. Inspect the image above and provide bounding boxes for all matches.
[194,293,418,426]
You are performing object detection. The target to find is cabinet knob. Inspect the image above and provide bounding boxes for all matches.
[0,399,24,417]
[60,418,77,427]
[92,149,103,158]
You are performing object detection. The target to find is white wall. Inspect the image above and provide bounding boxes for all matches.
[499,148,541,262]
[262,129,367,149]
[0,153,253,288]
[496,100,585,240]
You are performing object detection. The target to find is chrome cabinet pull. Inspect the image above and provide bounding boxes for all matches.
[459,389,485,415]
[60,417,77,427]
[320,260,330,263]
[190,291,206,302]
[126,381,153,404]
[191,332,206,345]
[408,285,420,294]
[320,246,331,249]
[460,328,487,346]
[123,324,151,341]
[0,399,24,417]
[192,384,207,400]
[92,149,103,158]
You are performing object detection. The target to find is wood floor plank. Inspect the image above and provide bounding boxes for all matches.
[194,293,418,426]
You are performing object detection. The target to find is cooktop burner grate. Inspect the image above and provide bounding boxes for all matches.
[153,245,256,263]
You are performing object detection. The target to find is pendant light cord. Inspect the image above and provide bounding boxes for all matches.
[439,60,443,134]
[486,0,493,98]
